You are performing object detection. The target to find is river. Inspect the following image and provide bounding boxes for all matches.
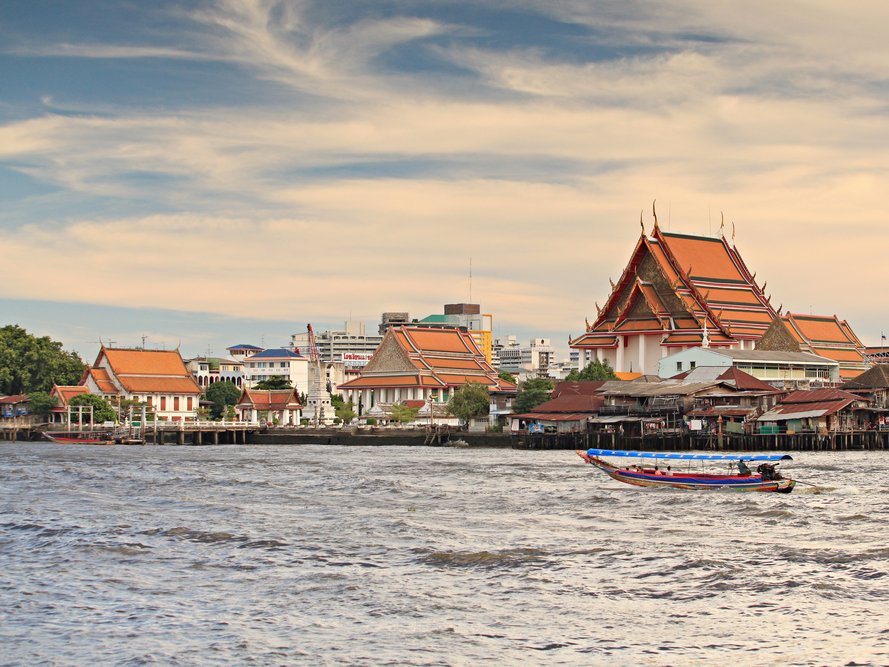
[1,442,887,666]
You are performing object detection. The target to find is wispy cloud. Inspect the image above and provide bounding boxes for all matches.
[2,0,889,351]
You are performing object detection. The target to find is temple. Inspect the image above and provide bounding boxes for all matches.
[570,221,777,375]
[757,313,869,380]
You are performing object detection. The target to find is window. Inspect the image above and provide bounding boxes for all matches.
[690,361,696,369]
[187,397,193,411]
[173,397,180,411]
[676,362,682,371]
[160,396,166,410]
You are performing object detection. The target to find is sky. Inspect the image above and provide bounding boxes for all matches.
[3,0,889,362]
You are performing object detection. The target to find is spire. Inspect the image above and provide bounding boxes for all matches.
[652,199,659,229]
[702,320,710,348]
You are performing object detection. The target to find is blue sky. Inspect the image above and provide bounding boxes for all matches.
[3,1,889,361]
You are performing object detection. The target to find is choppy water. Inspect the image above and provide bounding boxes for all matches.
[1,442,888,666]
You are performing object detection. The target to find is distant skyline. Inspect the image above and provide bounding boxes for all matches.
[3,1,889,361]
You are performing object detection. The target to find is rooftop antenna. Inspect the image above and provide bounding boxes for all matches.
[142,335,147,349]
[469,256,473,303]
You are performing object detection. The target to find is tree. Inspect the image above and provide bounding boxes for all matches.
[390,402,420,424]
[565,359,618,382]
[27,391,57,417]
[68,394,117,424]
[513,377,554,413]
[331,395,356,423]
[205,380,242,419]
[0,325,86,395]
[498,370,516,384]
[254,376,292,390]
[447,382,490,424]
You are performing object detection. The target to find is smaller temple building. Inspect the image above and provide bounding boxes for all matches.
[236,388,303,425]
[81,346,202,421]
[338,325,516,418]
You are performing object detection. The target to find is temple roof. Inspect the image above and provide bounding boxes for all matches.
[572,224,775,348]
[91,347,201,395]
[237,388,303,410]
[780,313,869,378]
[340,325,515,392]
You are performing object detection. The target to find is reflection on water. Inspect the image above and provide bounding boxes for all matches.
[1,442,888,665]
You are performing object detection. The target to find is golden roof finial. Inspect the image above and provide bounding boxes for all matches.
[652,199,659,229]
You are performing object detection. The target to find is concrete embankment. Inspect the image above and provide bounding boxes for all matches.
[252,429,514,448]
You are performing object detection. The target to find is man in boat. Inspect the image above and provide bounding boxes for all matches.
[737,459,752,476]
[665,466,674,476]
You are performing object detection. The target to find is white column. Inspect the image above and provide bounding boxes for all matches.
[596,348,604,363]
[638,335,646,375]
[616,336,625,372]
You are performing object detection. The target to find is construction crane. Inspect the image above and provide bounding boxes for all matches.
[305,324,332,427]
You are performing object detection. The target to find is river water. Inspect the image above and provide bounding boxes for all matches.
[1,442,887,666]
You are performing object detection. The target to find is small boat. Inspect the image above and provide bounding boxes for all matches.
[578,448,796,493]
[43,431,116,445]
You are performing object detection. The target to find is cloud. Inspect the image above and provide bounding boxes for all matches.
[3,0,889,351]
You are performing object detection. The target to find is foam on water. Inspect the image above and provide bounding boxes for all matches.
[1,443,888,666]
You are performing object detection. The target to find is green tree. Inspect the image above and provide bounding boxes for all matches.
[565,359,618,382]
[254,376,292,390]
[205,380,242,418]
[498,370,516,384]
[0,325,86,395]
[27,391,58,417]
[513,377,554,413]
[447,382,490,424]
[391,402,420,424]
[331,395,356,423]
[69,394,117,424]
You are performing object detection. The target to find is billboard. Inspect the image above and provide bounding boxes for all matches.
[341,352,374,368]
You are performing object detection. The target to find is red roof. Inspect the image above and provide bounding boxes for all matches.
[528,394,604,413]
[237,388,303,410]
[552,381,606,397]
[0,394,28,404]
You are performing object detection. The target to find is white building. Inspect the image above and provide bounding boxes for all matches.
[659,348,840,387]
[243,348,310,394]
[291,320,382,370]
[82,346,202,422]
[494,336,555,378]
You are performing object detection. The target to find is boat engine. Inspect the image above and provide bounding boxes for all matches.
[756,463,782,481]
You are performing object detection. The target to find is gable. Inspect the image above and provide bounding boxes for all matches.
[361,332,420,373]
[757,317,803,353]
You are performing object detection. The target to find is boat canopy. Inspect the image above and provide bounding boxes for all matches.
[585,448,792,462]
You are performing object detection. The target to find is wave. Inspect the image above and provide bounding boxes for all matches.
[416,547,548,569]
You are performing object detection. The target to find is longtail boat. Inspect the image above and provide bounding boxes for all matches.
[578,448,795,493]
[43,431,116,445]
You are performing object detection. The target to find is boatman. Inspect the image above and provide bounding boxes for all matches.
[737,459,751,476]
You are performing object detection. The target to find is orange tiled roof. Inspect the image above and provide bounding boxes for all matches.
[94,347,201,395]
[238,389,302,410]
[573,225,775,351]
[51,385,89,406]
[102,348,193,375]
[85,367,118,394]
[340,325,511,392]
[783,314,855,345]
[121,377,204,393]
